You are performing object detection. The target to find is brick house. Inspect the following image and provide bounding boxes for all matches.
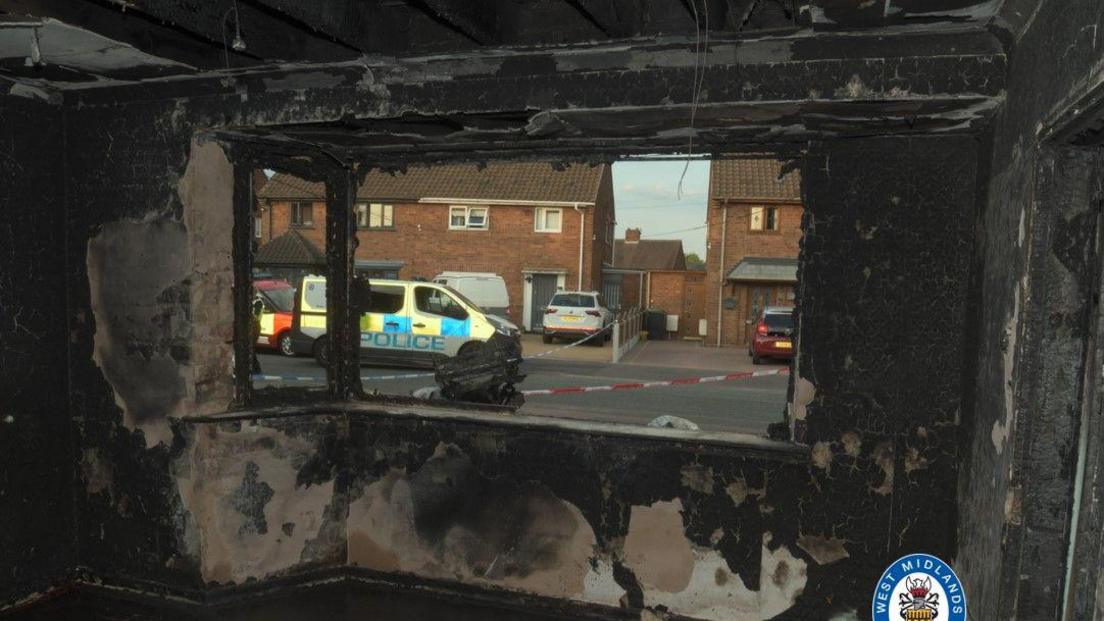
[256,162,615,330]
[606,228,705,338]
[704,158,802,347]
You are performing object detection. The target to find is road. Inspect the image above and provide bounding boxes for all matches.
[255,351,789,436]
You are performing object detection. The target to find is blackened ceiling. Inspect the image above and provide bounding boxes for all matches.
[0,0,1010,89]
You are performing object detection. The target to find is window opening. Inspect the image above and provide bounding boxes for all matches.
[235,156,802,442]
[535,207,562,232]
[450,206,489,230]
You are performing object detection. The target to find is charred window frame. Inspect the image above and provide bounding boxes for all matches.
[228,148,364,408]
[218,143,803,447]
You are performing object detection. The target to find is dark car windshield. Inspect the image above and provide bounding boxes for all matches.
[444,286,481,311]
[550,294,595,308]
[764,310,794,330]
[259,286,295,312]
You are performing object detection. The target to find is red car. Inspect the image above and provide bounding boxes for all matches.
[749,306,795,364]
[253,279,296,356]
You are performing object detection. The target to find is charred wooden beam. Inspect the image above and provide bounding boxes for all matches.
[241,0,399,53]
[91,0,359,64]
[562,0,637,38]
[406,0,497,45]
[725,0,758,30]
[324,165,361,399]
[231,164,255,407]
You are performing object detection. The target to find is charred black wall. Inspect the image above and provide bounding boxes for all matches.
[0,93,74,604]
[794,135,978,612]
[37,39,988,619]
[957,0,1104,616]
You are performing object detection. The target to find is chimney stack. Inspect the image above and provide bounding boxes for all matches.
[625,228,642,242]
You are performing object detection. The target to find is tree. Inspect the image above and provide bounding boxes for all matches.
[685,252,705,271]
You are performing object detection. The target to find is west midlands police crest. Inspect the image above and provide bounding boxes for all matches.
[872,553,967,621]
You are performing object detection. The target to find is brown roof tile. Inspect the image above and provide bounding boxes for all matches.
[709,158,801,202]
[258,162,608,204]
[255,230,325,266]
[612,239,686,271]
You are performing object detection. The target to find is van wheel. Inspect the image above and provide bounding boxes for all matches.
[278,332,295,357]
[313,336,330,367]
[542,333,553,344]
[458,342,483,358]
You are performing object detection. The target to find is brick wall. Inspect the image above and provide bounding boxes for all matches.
[646,270,708,338]
[703,201,803,347]
[260,199,605,326]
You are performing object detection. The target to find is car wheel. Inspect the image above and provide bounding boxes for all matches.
[313,336,330,367]
[278,332,295,357]
[458,341,484,358]
[751,350,763,365]
[590,333,604,347]
[542,332,553,344]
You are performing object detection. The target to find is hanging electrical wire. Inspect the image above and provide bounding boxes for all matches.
[677,0,709,200]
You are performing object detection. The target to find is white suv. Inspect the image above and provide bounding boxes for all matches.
[541,291,613,346]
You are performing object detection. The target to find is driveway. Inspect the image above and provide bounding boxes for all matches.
[620,338,788,373]
[519,333,613,363]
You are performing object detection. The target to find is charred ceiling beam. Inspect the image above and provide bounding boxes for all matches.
[405,0,497,45]
[0,0,254,69]
[678,0,745,31]
[562,0,637,38]
[68,28,1006,123]
[725,0,758,30]
[91,0,360,64]
[240,0,398,53]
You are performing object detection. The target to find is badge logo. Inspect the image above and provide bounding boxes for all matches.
[872,553,967,621]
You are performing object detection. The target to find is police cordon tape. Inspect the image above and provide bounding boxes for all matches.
[253,318,621,383]
[520,368,788,396]
[252,367,789,396]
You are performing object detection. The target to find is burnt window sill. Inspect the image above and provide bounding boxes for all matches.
[175,398,809,461]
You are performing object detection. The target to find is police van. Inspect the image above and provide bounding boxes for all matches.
[289,276,521,367]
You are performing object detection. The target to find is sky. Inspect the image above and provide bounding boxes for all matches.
[611,159,710,257]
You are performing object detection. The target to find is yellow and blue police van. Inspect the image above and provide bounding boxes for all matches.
[289,276,521,367]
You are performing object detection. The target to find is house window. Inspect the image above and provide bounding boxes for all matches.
[357,203,394,229]
[750,206,779,231]
[291,201,314,226]
[449,206,489,230]
[534,207,562,233]
[254,215,262,239]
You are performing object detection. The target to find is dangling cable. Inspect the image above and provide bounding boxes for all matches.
[677,0,709,200]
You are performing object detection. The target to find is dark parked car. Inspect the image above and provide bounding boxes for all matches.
[749,306,795,364]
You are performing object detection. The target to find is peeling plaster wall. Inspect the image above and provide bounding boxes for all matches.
[0,95,74,607]
[173,413,815,618]
[67,117,237,590]
[956,0,1104,616]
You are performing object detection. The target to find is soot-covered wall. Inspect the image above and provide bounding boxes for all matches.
[0,93,73,605]
[53,77,982,620]
[956,0,1104,616]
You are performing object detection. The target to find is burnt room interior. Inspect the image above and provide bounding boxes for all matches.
[2,0,1104,619]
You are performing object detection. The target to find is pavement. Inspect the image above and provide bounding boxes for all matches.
[254,338,790,435]
[621,338,761,372]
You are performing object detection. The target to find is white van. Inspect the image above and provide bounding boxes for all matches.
[432,272,510,317]
[289,277,521,367]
